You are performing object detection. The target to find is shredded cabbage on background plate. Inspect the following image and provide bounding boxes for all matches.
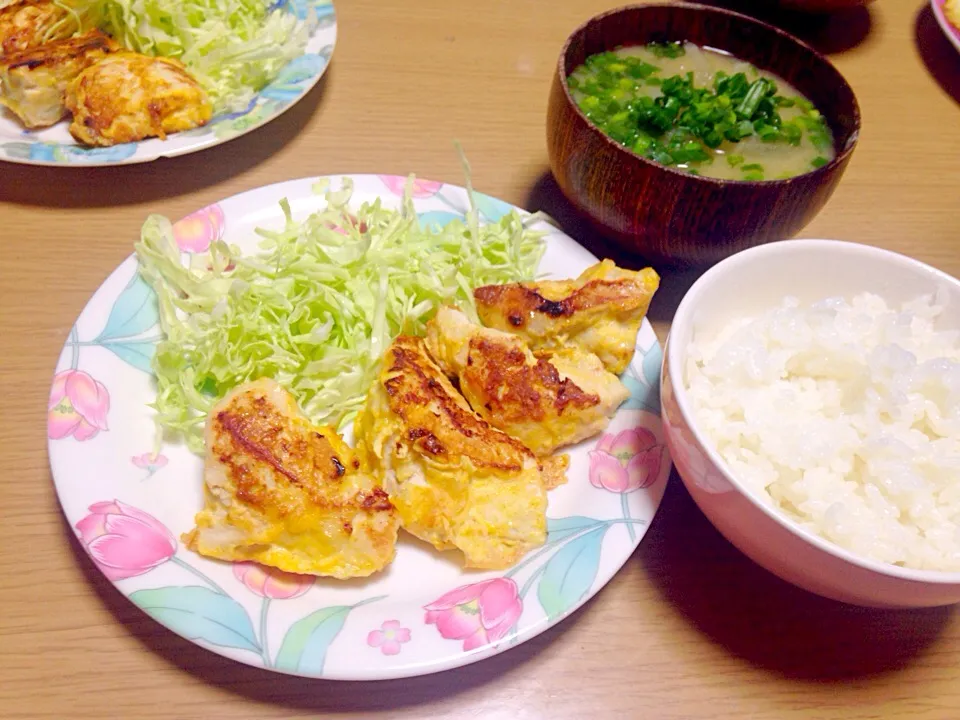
[65,0,312,112]
[135,169,547,454]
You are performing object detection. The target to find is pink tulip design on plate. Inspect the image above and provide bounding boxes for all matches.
[75,500,177,581]
[172,203,225,253]
[233,562,314,599]
[131,452,168,477]
[367,620,411,656]
[378,174,443,198]
[424,578,522,651]
[48,369,110,441]
[589,427,664,493]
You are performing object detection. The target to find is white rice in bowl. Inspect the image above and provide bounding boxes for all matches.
[685,291,960,572]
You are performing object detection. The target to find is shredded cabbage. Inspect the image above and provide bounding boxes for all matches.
[66,0,312,112]
[135,166,547,454]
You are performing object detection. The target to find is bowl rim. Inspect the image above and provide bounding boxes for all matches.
[665,238,960,584]
[555,1,862,188]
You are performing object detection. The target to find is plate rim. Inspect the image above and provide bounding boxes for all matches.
[932,0,960,54]
[0,1,337,168]
[46,173,670,680]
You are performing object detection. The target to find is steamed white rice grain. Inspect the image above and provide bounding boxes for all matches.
[686,292,960,572]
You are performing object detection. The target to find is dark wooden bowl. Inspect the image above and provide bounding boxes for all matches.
[777,0,875,12]
[546,2,861,267]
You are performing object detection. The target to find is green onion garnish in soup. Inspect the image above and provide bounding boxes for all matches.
[567,42,835,181]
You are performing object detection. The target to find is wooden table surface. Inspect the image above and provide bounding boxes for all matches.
[2,1,959,718]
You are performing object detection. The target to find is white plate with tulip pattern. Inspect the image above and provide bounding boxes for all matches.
[47,174,671,680]
[0,1,335,167]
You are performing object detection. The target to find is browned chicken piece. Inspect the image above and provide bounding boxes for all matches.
[426,306,629,456]
[185,378,400,579]
[355,335,548,570]
[0,0,79,57]
[474,260,660,376]
[0,30,117,128]
[65,52,212,146]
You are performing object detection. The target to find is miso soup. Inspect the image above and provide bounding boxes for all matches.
[567,42,835,181]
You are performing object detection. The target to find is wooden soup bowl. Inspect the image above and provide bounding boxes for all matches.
[546,2,861,267]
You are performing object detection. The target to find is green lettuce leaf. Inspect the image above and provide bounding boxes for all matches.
[134,164,546,454]
[67,0,312,112]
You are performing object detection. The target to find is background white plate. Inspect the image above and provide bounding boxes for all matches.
[47,174,671,680]
[932,0,960,53]
[0,0,336,166]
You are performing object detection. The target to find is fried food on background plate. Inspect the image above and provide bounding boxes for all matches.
[185,378,400,579]
[474,259,660,376]
[0,29,117,128]
[0,0,79,57]
[355,335,548,570]
[66,52,212,146]
[426,306,629,456]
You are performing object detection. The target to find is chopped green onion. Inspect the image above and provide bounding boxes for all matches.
[648,41,685,58]
[736,78,772,118]
[567,43,834,177]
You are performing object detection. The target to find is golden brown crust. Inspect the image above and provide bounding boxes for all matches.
[474,261,660,376]
[423,304,627,457]
[0,29,119,128]
[66,52,212,146]
[190,378,399,578]
[1,29,117,70]
[358,336,547,569]
[464,337,600,423]
[0,0,78,57]
[382,336,535,472]
[208,382,390,514]
[474,274,652,329]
